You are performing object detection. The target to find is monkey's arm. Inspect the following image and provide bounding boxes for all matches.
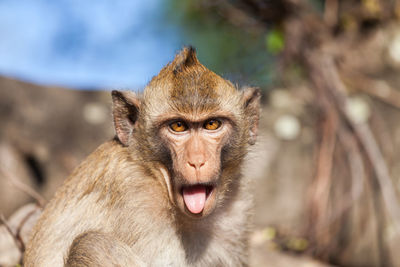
[65,231,145,267]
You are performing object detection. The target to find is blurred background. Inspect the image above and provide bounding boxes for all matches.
[1,0,400,266]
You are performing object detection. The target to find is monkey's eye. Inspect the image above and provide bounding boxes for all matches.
[170,121,188,132]
[204,119,221,130]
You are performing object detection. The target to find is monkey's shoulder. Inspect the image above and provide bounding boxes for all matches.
[65,140,136,180]
[47,140,146,210]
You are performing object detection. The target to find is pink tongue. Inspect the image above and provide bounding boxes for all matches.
[182,185,206,214]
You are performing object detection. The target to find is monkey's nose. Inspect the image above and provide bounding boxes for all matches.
[187,160,205,170]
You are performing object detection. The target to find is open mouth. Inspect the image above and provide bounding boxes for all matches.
[181,184,214,214]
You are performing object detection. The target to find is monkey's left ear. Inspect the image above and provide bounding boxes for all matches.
[112,90,141,146]
[242,87,261,145]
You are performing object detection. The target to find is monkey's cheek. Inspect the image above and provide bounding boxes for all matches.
[200,187,218,217]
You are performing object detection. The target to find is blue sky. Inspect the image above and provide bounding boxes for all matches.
[0,0,181,89]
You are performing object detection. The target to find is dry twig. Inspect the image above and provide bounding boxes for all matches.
[0,163,45,207]
[0,214,24,253]
[344,74,400,109]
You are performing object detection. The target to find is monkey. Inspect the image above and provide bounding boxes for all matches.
[24,46,261,267]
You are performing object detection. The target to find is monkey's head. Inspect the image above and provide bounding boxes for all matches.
[112,47,260,219]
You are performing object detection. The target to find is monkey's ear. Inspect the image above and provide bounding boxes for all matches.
[112,90,141,146]
[242,87,261,145]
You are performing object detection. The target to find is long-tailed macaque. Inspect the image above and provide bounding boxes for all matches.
[24,47,261,267]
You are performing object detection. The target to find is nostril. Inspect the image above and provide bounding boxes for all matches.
[187,161,205,170]
[188,162,195,168]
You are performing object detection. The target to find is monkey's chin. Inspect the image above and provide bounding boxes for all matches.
[177,184,217,219]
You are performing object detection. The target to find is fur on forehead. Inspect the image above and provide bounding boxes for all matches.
[142,47,243,119]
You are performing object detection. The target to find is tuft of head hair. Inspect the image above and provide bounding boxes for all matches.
[172,46,201,74]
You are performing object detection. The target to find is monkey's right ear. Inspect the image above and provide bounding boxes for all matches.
[242,87,261,145]
[111,90,141,146]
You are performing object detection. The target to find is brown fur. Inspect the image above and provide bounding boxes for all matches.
[24,47,261,267]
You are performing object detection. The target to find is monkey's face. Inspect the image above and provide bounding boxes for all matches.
[157,113,235,218]
[112,47,261,219]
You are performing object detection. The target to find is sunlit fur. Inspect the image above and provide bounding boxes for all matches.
[24,47,260,267]
[136,47,254,179]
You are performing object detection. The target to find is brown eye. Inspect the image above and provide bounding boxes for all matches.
[204,119,221,130]
[170,121,188,132]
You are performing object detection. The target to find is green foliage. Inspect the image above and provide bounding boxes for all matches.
[308,0,325,13]
[285,237,309,251]
[266,29,284,54]
[164,0,277,89]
